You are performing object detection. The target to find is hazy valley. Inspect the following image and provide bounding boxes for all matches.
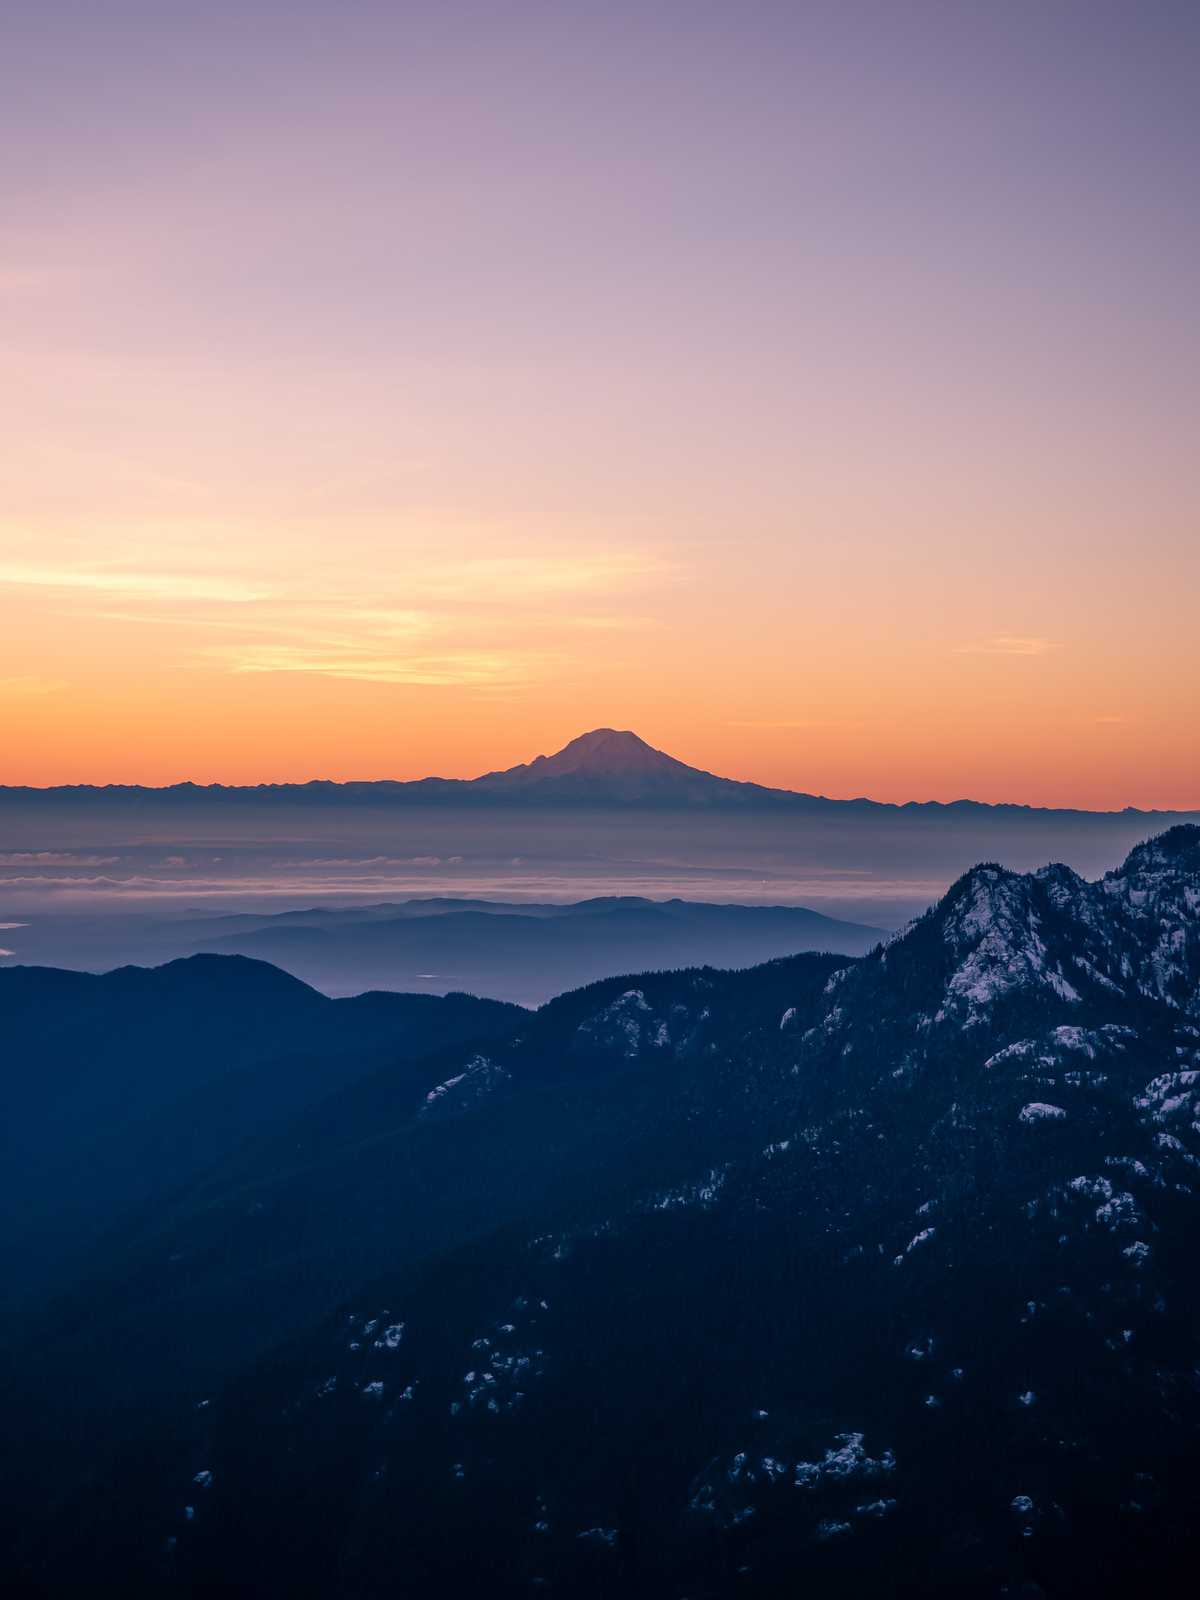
[3,733,1194,999]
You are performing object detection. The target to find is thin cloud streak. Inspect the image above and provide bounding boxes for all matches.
[0,563,269,603]
[58,551,672,690]
[0,674,67,695]
[727,719,852,730]
[411,552,676,599]
[222,643,553,687]
[954,636,1058,657]
[0,852,119,866]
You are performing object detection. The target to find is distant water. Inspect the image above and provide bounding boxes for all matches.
[0,799,1183,973]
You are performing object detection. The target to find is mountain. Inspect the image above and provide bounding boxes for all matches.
[179,894,885,1003]
[4,826,1200,1596]
[0,726,803,809]
[468,727,768,806]
[2,726,1197,815]
[0,957,522,1310]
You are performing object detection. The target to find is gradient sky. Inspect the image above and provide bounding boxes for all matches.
[3,1,1198,805]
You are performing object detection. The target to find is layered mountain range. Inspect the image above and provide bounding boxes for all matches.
[177,896,884,1004]
[5,826,1200,1596]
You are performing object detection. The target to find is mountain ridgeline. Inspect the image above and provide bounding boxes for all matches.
[180,896,885,1005]
[3,727,1196,814]
[4,826,1200,1597]
[0,966,522,1310]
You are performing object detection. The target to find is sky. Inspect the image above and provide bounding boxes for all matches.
[2,0,1198,807]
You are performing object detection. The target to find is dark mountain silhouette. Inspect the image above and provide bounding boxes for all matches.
[468,727,761,805]
[4,826,1200,1595]
[2,726,1197,815]
[0,957,522,1310]
[180,894,884,1003]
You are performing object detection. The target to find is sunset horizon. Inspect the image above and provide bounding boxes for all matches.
[5,719,1199,813]
[5,5,1197,811]
[6,6,1200,1595]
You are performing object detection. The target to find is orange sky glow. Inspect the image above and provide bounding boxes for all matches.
[3,5,1197,809]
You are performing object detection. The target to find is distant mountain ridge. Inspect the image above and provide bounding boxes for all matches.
[3,727,1196,814]
[179,892,886,1004]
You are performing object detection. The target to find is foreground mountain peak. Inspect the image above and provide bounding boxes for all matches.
[8,824,1200,1596]
[98,825,1199,1597]
[863,825,1200,1033]
[1116,821,1200,876]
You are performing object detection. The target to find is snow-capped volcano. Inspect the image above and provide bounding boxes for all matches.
[487,728,689,780]
[470,727,752,803]
[6,730,1199,821]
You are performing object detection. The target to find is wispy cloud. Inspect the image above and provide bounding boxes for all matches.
[412,551,674,600]
[0,852,119,867]
[323,608,442,636]
[222,643,551,687]
[0,563,268,603]
[299,856,456,868]
[727,719,847,730]
[560,613,656,633]
[0,674,67,695]
[72,606,435,646]
[954,635,1057,657]
[11,544,672,697]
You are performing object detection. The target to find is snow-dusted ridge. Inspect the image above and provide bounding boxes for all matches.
[831,826,1200,1034]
